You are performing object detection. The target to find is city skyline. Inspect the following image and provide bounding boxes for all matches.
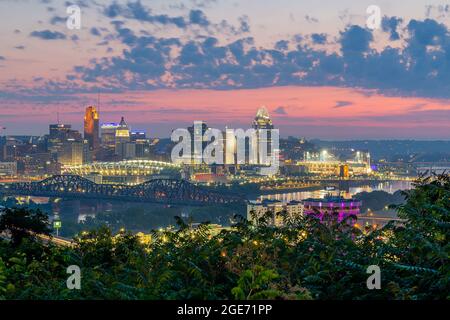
[3,89,450,140]
[1,0,450,138]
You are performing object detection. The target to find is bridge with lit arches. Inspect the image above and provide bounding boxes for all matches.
[0,175,244,205]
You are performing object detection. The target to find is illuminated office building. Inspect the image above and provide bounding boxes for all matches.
[58,139,87,166]
[224,127,236,165]
[84,106,100,151]
[115,117,133,160]
[49,124,73,139]
[0,162,17,177]
[117,142,136,160]
[354,150,371,167]
[48,124,82,155]
[253,106,274,130]
[131,131,151,158]
[135,139,151,159]
[101,123,119,148]
[339,164,350,178]
[187,121,209,164]
[115,117,130,144]
[252,107,275,165]
[130,130,146,141]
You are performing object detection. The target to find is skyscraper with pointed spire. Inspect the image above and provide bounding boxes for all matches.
[252,106,274,130]
[115,116,130,143]
[115,116,135,159]
[252,106,274,165]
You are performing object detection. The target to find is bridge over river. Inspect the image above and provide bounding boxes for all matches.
[0,175,244,206]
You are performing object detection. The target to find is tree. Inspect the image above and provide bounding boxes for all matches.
[0,208,51,246]
[383,173,450,299]
[0,174,448,300]
[232,266,281,299]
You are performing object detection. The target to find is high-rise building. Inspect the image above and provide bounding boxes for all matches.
[115,117,132,159]
[355,150,371,167]
[131,131,151,159]
[115,117,130,144]
[48,124,82,156]
[135,139,151,158]
[187,121,209,164]
[0,162,17,177]
[101,123,119,148]
[252,107,275,165]
[130,130,146,142]
[224,127,236,165]
[116,142,136,160]
[58,139,87,166]
[49,124,73,139]
[84,106,100,151]
[252,106,274,130]
[339,164,350,178]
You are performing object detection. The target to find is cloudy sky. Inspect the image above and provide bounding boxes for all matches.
[1,0,450,139]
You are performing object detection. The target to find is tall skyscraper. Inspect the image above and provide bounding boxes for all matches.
[130,130,146,142]
[49,124,73,139]
[115,117,130,144]
[101,123,119,148]
[58,139,87,166]
[224,127,237,165]
[187,121,209,164]
[252,106,274,165]
[48,124,82,156]
[115,117,134,159]
[131,130,151,159]
[84,106,99,151]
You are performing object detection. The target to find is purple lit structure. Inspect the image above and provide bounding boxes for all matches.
[302,196,362,222]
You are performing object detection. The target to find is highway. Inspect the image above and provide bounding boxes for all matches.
[0,231,74,247]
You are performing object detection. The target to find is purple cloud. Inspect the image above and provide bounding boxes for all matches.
[30,30,67,40]
[333,101,353,108]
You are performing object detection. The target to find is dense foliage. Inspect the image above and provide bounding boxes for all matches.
[59,204,242,238]
[0,208,51,246]
[353,190,405,213]
[0,175,448,300]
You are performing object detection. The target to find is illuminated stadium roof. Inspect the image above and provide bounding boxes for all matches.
[62,160,180,176]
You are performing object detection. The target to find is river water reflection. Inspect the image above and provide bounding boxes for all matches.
[0,195,196,224]
[258,180,413,203]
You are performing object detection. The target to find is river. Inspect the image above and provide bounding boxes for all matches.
[0,196,199,224]
[258,180,413,203]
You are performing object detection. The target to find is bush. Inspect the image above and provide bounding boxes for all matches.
[0,174,448,300]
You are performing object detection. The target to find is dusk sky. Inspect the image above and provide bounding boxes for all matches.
[1,0,450,139]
